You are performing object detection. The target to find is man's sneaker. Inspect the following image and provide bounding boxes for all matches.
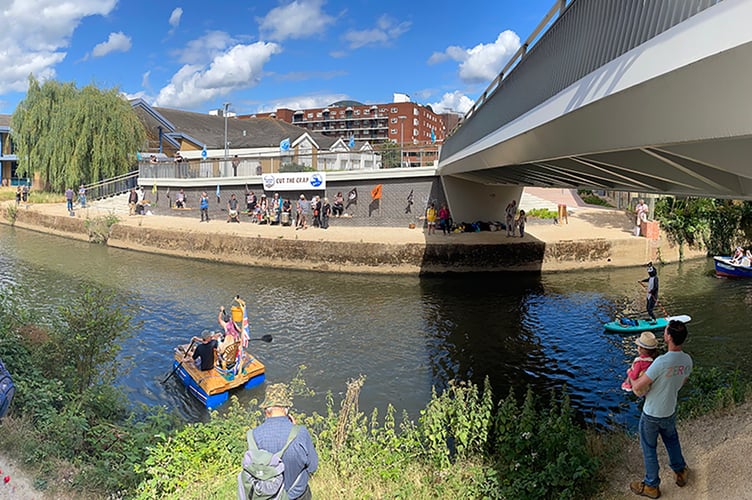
[675,467,689,487]
[630,480,661,498]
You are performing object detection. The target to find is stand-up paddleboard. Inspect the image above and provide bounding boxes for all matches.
[603,315,691,333]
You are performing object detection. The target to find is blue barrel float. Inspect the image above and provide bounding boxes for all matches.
[0,358,15,418]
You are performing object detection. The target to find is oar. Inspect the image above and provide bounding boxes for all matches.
[638,281,670,317]
[163,339,196,383]
[250,334,273,343]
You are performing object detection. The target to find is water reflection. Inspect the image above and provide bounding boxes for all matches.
[1,225,750,430]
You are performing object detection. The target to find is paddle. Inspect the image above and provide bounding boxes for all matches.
[163,338,197,383]
[250,334,273,343]
[638,280,670,317]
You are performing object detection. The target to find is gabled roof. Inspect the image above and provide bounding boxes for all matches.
[154,107,331,150]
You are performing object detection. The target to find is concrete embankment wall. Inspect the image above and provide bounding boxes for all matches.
[3,206,702,275]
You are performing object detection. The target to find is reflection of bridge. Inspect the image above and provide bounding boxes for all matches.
[439,0,752,223]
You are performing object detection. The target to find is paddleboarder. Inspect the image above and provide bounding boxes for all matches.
[640,263,659,322]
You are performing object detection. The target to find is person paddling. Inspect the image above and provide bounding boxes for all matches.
[640,263,659,323]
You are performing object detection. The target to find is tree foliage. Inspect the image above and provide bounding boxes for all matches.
[654,197,752,259]
[10,76,146,192]
[376,141,401,168]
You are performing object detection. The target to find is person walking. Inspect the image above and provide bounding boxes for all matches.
[199,191,210,222]
[640,263,659,322]
[247,383,318,500]
[629,320,692,498]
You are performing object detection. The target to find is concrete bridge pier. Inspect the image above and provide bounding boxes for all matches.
[441,175,523,223]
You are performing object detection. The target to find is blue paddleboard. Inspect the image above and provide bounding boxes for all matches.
[603,314,691,333]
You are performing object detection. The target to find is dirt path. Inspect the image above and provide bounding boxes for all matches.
[600,400,752,499]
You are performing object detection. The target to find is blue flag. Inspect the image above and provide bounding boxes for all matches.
[431,128,436,143]
[216,184,220,202]
[280,138,290,152]
[349,135,355,148]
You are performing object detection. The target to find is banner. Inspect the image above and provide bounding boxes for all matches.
[261,172,325,191]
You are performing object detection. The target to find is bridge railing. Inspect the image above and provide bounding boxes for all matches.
[443,0,723,159]
[84,171,139,200]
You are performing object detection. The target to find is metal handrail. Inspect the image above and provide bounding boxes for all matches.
[84,171,139,200]
[449,0,570,136]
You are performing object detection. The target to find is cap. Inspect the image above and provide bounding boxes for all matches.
[259,383,292,408]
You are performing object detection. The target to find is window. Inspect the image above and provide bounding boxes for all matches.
[390,117,397,124]
[354,110,360,115]
[391,107,398,113]
[390,128,397,135]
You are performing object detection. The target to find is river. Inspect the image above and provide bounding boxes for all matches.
[2,224,751,430]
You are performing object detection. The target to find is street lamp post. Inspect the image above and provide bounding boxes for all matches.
[223,102,230,161]
[398,115,406,168]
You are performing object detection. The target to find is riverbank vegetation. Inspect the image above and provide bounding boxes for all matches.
[0,285,749,499]
[654,197,752,260]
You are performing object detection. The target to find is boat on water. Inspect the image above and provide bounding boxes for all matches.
[603,314,692,333]
[172,343,265,409]
[713,256,752,278]
[170,296,267,409]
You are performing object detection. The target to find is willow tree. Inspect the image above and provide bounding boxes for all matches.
[11,76,146,192]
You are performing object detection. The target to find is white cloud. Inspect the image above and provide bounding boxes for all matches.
[153,41,281,108]
[258,0,335,41]
[169,7,183,29]
[141,70,151,88]
[91,32,132,58]
[429,91,474,114]
[429,30,520,84]
[344,15,411,49]
[0,0,117,93]
[174,31,235,65]
[254,93,348,113]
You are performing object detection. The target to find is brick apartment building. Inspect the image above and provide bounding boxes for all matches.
[238,93,461,168]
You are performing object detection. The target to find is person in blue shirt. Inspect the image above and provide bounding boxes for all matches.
[251,383,318,500]
[629,320,692,498]
[199,191,210,222]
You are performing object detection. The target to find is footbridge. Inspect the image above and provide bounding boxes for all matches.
[439,0,752,222]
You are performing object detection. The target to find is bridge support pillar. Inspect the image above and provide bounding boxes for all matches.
[441,175,523,225]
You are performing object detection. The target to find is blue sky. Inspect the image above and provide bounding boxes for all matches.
[0,0,555,116]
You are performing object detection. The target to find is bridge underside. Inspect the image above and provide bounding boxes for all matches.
[440,1,752,203]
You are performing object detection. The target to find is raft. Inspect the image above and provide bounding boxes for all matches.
[172,343,265,410]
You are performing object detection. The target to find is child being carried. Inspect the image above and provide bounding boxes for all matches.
[621,331,658,394]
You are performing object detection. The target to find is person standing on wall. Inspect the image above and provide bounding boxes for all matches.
[232,155,240,177]
[635,198,649,236]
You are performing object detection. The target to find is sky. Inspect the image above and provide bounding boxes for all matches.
[0,0,557,117]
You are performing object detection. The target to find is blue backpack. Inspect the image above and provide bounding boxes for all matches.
[0,358,15,418]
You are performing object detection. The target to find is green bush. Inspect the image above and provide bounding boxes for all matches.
[526,208,558,219]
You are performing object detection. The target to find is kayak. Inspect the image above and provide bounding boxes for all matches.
[603,314,691,333]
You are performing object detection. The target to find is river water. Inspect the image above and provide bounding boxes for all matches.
[2,225,751,430]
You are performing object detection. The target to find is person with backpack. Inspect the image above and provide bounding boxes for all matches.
[238,383,318,500]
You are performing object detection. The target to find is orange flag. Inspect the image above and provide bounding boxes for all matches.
[371,184,383,200]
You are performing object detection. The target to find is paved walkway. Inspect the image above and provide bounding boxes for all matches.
[27,188,637,246]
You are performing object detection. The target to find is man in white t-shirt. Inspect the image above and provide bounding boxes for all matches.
[630,320,692,498]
